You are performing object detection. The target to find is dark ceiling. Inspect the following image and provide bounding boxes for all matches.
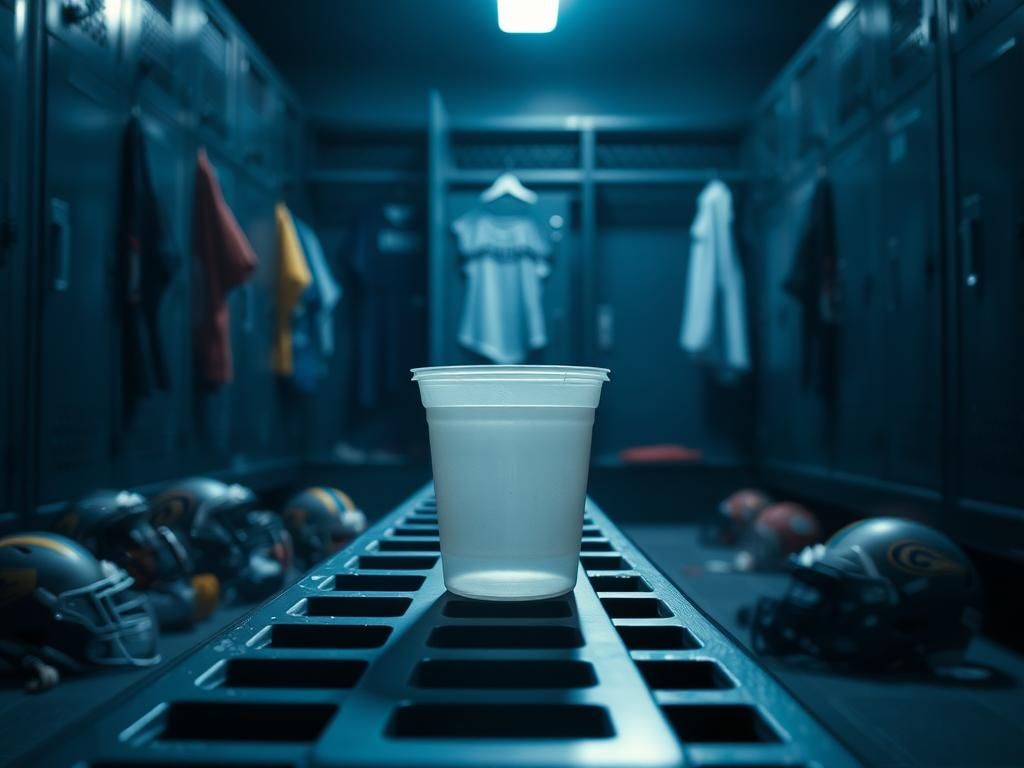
[224,0,835,129]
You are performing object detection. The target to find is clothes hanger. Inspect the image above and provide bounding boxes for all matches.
[480,171,538,205]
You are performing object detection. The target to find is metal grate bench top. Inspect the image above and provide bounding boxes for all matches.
[25,485,860,768]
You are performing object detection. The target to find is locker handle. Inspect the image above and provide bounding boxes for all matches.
[49,198,71,292]
[960,195,981,290]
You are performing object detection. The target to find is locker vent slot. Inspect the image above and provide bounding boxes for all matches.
[451,132,579,170]
[580,554,632,571]
[391,526,439,537]
[387,704,614,739]
[581,539,615,551]
[139,0,175,94]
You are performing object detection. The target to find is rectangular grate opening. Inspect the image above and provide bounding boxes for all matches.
[222,658,368,689]
[581,554,632,571]
[589,575,652,592]
[636,660,733,690]
[392,526,440,537]
[616,624,700,650]
[582,525,601,535]
[404,515,438,526]
[388,704,613,739]
[268,623,392,649]
[580,539,615,552]
[601,597,672,618]
[412,659,597,689]
[583,515,595,524]
[428,624,583,649]
[300,596,412,617]
[443,599,572,619]
[661,704,781,743]
[377,538,440,552]
[159,702,336,742]
[356,554,438,570]
[332,574,425,592]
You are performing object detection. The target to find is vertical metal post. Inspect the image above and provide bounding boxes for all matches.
[428,90,449,366]
[580,121,596,365]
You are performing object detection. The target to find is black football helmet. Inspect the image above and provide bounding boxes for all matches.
[149,478,293,602]
[750,518,983,671]
[53,489,203,630]
[0,532,160,681]
[283,486,367,568]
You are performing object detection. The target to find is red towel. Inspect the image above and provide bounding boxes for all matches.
[618,444,704,464]
[191,148,258,386]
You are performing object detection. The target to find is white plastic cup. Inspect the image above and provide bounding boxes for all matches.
[412,365,610,601]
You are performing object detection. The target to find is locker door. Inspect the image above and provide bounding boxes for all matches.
[956,7,1024,508]
[755,198,799,467]
[832,129,886,481]
[232,177,278,462]
[881,80,942,490]
[953,0,1023,51]
[780,175,827,471]
[37,37,127,503]
[0,2,14,513]
[114,112,189,487]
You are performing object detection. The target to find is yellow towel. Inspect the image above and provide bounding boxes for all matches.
[271,203,313,375]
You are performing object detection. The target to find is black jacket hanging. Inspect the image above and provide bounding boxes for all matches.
[117,114,179,424]
[783,177,839,406]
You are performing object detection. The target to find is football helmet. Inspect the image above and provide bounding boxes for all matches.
[750,517,983,670]
[735,501,822,571]
[703,488,773,546]
[0,533,160,682]
[150,478,293,602]
[283,486,367,567]
[54,489,204,630]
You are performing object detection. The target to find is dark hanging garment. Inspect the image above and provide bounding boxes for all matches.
[191,147,258,387]
[784,177,839,405]
[117,115,179,424]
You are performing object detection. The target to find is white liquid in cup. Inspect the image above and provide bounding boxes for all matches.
[412,366,610,601]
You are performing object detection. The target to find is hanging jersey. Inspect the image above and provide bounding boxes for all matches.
[452,211,552,364]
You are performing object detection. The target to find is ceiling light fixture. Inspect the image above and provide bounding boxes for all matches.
[497,0,559,34]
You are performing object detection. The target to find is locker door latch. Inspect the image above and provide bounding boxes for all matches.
[960,194,981,290]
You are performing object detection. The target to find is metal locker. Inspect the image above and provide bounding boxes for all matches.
[113,111,190,488]
[792,50,828,167]
[879,0,939,104]
[831,128,887,481]
[880,79,942,492]
[237,51,277,175]
[781,174,830,471]
[828,1,875,147]
[37,10,129,504]
[230,174,278,463]
[952,0,1024,51]
[956,6,1024,509]
[192,1,233,146]
[754,198,799,467]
